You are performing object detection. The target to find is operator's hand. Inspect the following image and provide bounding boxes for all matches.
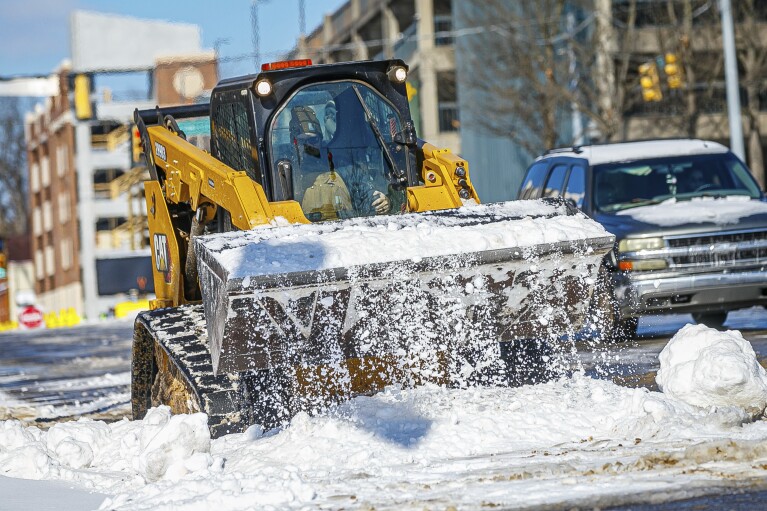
[372,190,391,215]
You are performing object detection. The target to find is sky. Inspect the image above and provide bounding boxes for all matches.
[0,0,347,79]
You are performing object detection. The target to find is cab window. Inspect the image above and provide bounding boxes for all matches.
[270,81,407,222]
[212,100,259,182]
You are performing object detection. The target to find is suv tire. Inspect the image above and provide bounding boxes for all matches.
[692,311,728,329]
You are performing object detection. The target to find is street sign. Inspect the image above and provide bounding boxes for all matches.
[19,305,44,329]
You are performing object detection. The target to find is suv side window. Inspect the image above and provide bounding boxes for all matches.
[543,164,568,197]
[518,161,549,199]
[564,165,586,208]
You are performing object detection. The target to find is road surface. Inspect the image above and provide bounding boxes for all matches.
[2,309,767,427]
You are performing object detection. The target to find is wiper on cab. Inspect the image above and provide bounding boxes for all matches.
[350,85,407,186]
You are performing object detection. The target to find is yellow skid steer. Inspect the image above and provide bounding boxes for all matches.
[131,59,613,437]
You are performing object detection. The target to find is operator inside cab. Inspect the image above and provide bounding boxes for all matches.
[270,81,407,222]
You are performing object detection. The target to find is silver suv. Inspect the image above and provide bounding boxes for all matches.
[518,139,767,338]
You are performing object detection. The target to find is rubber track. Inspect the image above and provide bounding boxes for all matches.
[135,304,247,437]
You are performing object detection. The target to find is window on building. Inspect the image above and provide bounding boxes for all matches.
[35,249,44,280]
[434,0,453,46]
[96,217,127,231]
[59,192,71,223]
[57,145,69,177]
[434,14,453,46]
[61,238,73,270]
[95,217,128,249]
[93,168,125,198]
[44,245,54,277]
[43,201,52,232]
[30,162,40,193]
[437,71,459,132]
[33,208,42,236]
[41,156,50,188]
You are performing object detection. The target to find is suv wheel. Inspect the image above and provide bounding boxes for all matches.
[611,317,638,341]
[588,265,638,342]
[692,312,728,329]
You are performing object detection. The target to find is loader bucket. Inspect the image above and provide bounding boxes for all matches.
[195,199,613,392]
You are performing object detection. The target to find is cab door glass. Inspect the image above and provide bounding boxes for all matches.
[518,162,548,199]
[270,81,407,221]
[564,165,585,208]
[543,164,568,198]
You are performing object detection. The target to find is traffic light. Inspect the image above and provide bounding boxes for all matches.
[72,74,94,120]
[131,125,144,165]
[638,62,663,102]
[664,53,684,89]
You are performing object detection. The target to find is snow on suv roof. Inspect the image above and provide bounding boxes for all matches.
[539,139,730,166]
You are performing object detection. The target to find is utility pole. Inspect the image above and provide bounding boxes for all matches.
[720,0,745,160]
[298,0,306,36]
[567,10,583,145]
[250,1,268,71]
[213,38,230,79]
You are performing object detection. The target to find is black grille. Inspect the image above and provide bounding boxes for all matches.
[667,230,767,248]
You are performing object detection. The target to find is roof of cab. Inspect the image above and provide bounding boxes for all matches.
[537,139,730,166]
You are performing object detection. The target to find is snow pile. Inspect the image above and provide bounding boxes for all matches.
[617,196,767,226]
[657,323,767,417]
[0,407,214,488]
[135,407,213,482]
[7,322,767,509]
[99,378,766,510]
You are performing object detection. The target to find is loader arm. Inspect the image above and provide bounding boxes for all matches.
[140,121,309,309]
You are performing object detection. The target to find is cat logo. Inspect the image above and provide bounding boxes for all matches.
[153,234,172,283]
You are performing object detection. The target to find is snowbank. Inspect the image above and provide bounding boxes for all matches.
[657,323,767,417]
[0,407,214,491]
[4,374,767,510]
[5,322,767,509]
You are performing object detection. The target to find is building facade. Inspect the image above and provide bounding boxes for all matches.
[24,12,217,320]
[25,66,83,316]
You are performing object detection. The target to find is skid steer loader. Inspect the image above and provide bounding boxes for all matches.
[131,59,613,437]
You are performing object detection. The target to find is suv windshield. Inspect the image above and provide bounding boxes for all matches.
[270,81,407,222]
[592,153,762,213]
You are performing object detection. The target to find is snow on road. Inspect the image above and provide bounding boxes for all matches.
[3,325,767,510]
